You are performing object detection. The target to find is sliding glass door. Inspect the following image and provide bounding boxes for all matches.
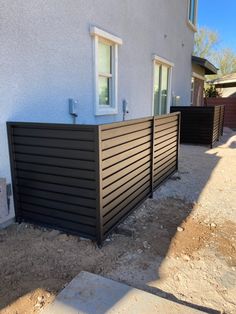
[153,63,170,115]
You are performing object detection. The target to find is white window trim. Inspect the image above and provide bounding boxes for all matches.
[187,0,198,32]
[152,55,174,116]
[90,26,122,116]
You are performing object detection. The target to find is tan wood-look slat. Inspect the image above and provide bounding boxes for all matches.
[102,128,152,150]
[102,155,151,187]
[103,181,150,223]
[101,120,152,140]
[13,128,95,141]
[155,125,178,139]
[102,135,152,159]
[103,168,151,206]
[154,141,177,158]
[14,136,95,151]
[102,148,151,179]
[100,117,152,131]
[154,120,178,132]
[154,149,177,165]
[103,187,150,233]
[102,142,151,168]
[102,162,151,197]
[155,115,178,127]
[154,159,176,178]
[154,137,178,151]
[155,132,178,146]
[153,166,176,188]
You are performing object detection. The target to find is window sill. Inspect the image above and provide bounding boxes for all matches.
[187,20,197,33]
[95,107,118,116]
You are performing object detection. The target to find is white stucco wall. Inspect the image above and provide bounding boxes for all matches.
[0,0,194,224]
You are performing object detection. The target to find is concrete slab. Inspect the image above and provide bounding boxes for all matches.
[42,272,207,314]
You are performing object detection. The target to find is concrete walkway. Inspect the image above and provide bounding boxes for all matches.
[42,272,207,314]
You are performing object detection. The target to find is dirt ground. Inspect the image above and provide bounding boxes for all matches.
[0,128,236,314]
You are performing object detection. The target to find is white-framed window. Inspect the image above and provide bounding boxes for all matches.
[152,55,174,116]
[90,26,123,116]
[188,0,198,30]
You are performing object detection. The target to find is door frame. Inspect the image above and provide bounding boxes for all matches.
[152,55,174,116]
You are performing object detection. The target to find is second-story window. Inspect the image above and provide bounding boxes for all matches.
[188,0,197,27]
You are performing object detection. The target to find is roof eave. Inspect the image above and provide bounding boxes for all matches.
[192,56,218,75]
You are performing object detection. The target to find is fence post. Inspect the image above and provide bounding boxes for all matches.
[217,106,221,141]
[95,125,103,247]
[176,113,181,171]
[221,105,225,136]
[150,116,155,198]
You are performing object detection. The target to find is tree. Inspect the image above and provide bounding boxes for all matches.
[213,48,236,76]
[194,27,236,77]
[194,27,219,60]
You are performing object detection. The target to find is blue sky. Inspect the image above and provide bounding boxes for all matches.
[198,0,236,52]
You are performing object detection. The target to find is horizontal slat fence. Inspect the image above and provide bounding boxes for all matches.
[100,118,153,238]
[205,98,236,129]
[7,123,98,240]
[8,112,180,245]
[170,106,224,148]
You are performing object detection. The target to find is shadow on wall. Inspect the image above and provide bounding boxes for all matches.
[1,131,235,313]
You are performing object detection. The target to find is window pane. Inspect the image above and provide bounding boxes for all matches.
[160,65,169,115]
[154,64,160,115]
[98,41,111,74]
[99,76,110,105]
[189,0,195,24]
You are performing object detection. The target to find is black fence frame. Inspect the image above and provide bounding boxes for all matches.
[7,112,180,245]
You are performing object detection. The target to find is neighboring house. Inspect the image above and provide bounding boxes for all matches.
[191,56,218,106]
[211,73,236,97]
[0,0,198,226]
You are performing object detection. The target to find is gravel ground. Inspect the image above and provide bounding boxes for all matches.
[0,128,235,314]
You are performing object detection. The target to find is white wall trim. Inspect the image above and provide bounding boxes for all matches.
[90,26,123,45]
[192,71,205,81]
[152,54,175,68]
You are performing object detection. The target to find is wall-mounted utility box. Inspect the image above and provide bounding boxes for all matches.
[0,178,8,220]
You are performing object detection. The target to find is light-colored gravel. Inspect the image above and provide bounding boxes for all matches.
[156,128,236,223]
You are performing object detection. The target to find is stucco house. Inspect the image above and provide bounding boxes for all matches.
[0,0,198,227]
